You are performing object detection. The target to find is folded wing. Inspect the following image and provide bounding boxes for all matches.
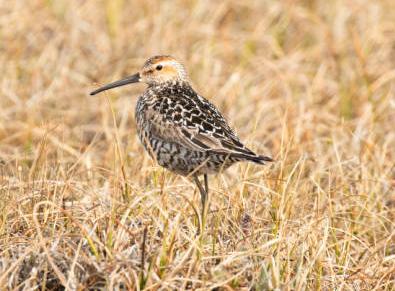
[145,92,273,164]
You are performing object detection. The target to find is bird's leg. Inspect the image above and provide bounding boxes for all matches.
[193,174,208,230]
[204,174,209,199]
[202,174,209,227]
[193,174,207,211]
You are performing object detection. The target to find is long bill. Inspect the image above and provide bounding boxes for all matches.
[90,73,140,95]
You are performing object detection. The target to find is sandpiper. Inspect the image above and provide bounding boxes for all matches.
[90,55,273,220]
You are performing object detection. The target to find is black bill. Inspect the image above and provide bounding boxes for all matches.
[90,73,140,95]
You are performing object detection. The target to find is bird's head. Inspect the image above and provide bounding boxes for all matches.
[140,55,188,84]
[90,55,188,95]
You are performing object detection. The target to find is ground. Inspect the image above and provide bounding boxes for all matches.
[0,0,394,290]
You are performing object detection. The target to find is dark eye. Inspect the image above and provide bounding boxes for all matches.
[156,65,163,71]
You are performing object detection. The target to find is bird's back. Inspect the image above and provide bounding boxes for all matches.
[135,81,272,176]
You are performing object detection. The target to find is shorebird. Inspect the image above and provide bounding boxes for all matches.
[90,55,273,220]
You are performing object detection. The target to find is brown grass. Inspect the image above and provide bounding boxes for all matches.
[1,0,394,290]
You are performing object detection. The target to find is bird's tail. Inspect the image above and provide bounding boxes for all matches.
[230,153,274,164]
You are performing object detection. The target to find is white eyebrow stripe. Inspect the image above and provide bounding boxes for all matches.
[159,60,178,67]
[158,60,188,79]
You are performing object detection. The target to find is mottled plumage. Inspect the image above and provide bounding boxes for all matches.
[91,55,273,218]
[135,80,272,176]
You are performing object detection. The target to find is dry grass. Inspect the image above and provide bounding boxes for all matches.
[0,0,394,290]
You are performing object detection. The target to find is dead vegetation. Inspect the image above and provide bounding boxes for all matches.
[0,0,394,290]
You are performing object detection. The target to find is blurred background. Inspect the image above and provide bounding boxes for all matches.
[0,0,394,289]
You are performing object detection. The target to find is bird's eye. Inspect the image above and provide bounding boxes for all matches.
[156,65,163,71]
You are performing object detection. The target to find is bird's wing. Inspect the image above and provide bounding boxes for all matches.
[145,93,259,158]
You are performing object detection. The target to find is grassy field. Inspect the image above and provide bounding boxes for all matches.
[1,0,394,290]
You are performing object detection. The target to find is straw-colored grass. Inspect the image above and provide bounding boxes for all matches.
[1,0,394,290]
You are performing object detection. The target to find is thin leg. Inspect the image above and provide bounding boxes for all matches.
[193,174,209,235]
[204,174,209,197]
[193,174,207,211]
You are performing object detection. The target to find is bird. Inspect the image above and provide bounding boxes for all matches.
[90,55,273,221]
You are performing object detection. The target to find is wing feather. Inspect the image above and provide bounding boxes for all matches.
[145,95,262,159]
